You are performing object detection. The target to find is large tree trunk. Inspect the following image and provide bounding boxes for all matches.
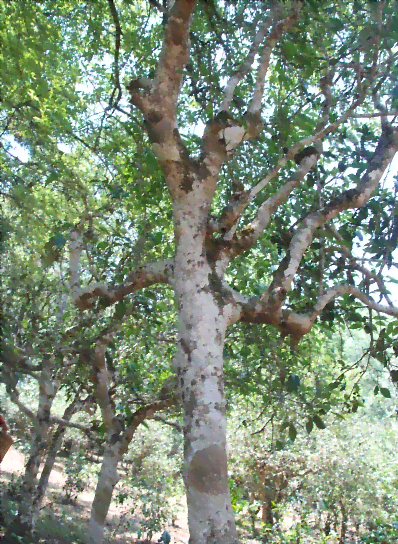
[172,194,240,543]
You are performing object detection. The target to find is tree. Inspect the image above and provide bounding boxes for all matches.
[2,0,398,542]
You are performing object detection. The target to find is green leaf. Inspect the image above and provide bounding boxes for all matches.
[275,440,284,451]
[313,415,326,429]
[289,423,297,442]
[115,301,127,319]
[328,381,340,390]
[151,231,163,245]
[286,373,300,393]
[374,385,379,395]
[160,530,171,544]
[306,418,313,434]
[97,423,107,437]
[390,370,398,383]
[53,233,66,248]
[282,41,297,60]
[380,387,391,398]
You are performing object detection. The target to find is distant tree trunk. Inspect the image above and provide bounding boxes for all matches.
[87,398,177,544]
[324,513,332,536]
[29,397,81,526]
[261,497,274,525]
[339,500,347,544]
[4,359,59,542]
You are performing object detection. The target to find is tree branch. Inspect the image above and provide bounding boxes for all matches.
[152,414,182,431]
[265,125,398,307]
[124,396,179,439]
[238,281,398,348]
[220,13,275,112]
[107,0,123,109]
[73,258,174,310]
[309,284,398,324]
[49,417,95,435]
[248,3,300,115]
[230,153,319,256]
[326,226,394,307]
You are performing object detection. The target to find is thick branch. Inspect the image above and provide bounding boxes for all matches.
[309,284,398,323]
[230,153,319,256]
[220,14,275,112]
[266,125,398,303]
[124,396,179,440]
[73,258,173,310]
[248,4,300,115]
[152,0,196,116]
[92,330,121,433]
[129,0,196,121]
[1,350,42,373]
[238,282,398,347]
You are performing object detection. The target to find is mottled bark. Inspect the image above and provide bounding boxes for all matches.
[171,184,241,544]
[29,397,82,526]
[87,437,126,544]
[87,399,177,544]
[64,2,398,542]
[5,359,59,541]
[339,500,347,544]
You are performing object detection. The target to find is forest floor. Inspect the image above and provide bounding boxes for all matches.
[0,446,350,544]
[0,445,190,544]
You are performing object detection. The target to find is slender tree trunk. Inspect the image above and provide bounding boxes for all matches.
[339,499,347,544]
[29,398,80,526]
[87,437,125,544]
[87,398,176,544]
[4,361,58,542]
[261,496,274,526]
[324,513,332,536]
[172,199,240,543]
